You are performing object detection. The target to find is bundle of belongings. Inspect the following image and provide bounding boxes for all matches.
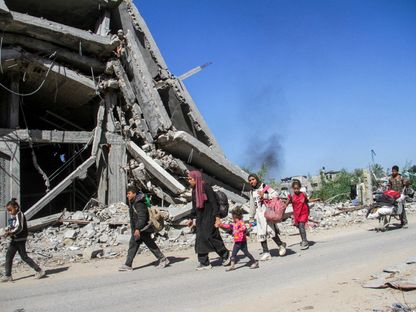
[367,190,405,219]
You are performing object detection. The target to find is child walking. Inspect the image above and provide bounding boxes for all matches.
[287,180,319,250]
[2,198,45,282]
[217,208,258,271]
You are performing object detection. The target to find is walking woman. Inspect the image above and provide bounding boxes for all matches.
[248,174,287,261]
[187,170,230,270]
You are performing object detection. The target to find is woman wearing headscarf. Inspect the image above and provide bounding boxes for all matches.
[248,173,286,261]
[187,170,230,270]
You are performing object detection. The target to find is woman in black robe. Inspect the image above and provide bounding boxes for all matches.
[187,170,230,270]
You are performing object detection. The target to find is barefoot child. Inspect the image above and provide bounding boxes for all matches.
[217,208,258,271]
[287,180,319,250]
[2,198,45,282]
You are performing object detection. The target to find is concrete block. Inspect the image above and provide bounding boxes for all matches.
[64,229,77,239]
[71,211,85,220]
[116,234,131,245]
[83,247,104,260]
[99,234,109,243]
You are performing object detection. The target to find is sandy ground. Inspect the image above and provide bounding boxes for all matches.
[1,215,415,312]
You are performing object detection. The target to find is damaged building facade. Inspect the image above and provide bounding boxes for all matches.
[0,0,249,227]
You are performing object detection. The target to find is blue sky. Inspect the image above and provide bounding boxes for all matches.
[136,0,416,179]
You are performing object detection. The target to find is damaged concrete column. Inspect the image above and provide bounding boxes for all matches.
[0,142,20,227]
[107,135,127,204]
[104,92,127,204]
[8,73,19,129]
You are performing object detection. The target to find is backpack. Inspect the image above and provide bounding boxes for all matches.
[133,195,165,233]
[214,190,229,218]
[148,206,164,233]
[143,194,165,232]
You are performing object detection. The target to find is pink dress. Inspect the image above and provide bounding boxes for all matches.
[220,220,247,242]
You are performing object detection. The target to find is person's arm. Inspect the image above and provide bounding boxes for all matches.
[308,198,321,203]
[283,194,291,207]
[249,191,256,220]
[219,223,232,230]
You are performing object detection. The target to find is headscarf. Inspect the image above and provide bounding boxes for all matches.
[189,170,207,209]
[248,173,262,189]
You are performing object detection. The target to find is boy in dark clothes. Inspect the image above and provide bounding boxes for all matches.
[119,186,169,271]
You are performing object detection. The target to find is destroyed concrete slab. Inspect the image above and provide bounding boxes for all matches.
[0,0,9,14]
[0,11,117,57]
[127,141,185,195]
[5,0,122,31]
[164,203,193,222]
[158,131,249,191]
[0,129,93,144]
[27,212,64,232]
[1,34,106,74]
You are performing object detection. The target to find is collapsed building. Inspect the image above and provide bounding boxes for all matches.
[0,0,250,227]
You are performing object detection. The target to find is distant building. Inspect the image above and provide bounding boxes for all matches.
[280,175,312,194]
[279,169,343,195]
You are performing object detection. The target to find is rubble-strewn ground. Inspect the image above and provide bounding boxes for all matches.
[1,202,415,271]
[1,215,415,312]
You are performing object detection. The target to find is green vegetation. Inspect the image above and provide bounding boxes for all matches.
[403,164,416,189]
[311,169,364,202]
[371,163,385,178]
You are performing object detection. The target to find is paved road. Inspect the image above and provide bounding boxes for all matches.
[1,221,415,312]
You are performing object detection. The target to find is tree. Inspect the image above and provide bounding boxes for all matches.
[371,163,385,178]
[312,169,365,202]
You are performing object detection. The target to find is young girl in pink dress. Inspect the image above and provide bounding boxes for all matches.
[218,208,259,271]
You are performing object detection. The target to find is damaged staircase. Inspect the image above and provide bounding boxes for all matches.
[0,0,249,226]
